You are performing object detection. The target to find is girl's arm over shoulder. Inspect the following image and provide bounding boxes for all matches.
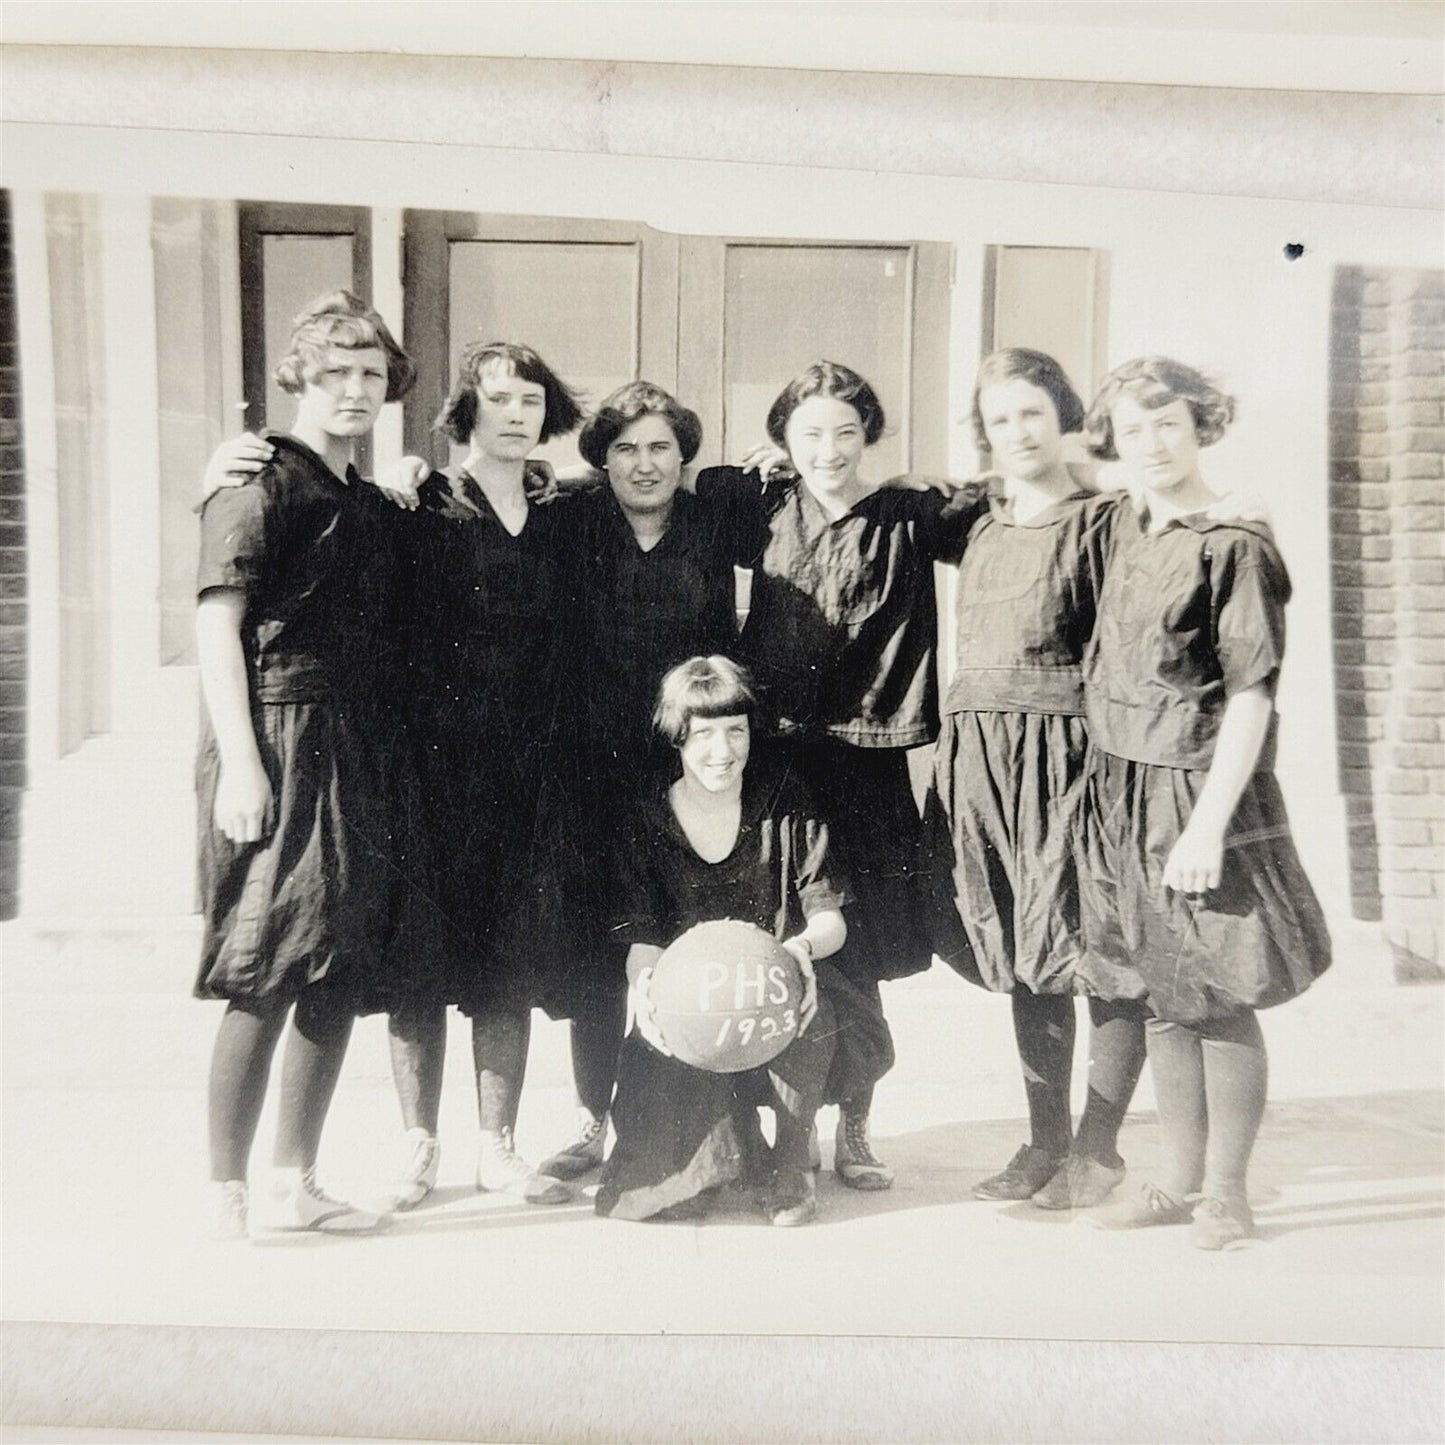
[197,432,274,509]
[883,474,991,563]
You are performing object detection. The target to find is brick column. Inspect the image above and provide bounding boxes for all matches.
[1329,265,1445,981]
[0,192,26,919]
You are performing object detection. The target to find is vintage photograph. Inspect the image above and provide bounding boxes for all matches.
[2,4,1442,1441]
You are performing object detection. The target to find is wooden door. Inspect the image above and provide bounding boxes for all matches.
[237,203,372,440]
[677,237,953,475]
[402,211,679,469]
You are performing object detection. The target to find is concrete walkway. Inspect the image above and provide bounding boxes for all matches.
[3,919,1442,1440]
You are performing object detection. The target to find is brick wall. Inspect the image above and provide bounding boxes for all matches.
[0,192,25,919]
[1329,265,1445,982]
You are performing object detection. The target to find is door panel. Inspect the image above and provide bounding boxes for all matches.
[679,238,952,477]
[258,235,354,426]
[447,239,639,470]
[723,245,910,474]
[403,211,679,468]
[237,203,371,438]
[983,245,1109,426]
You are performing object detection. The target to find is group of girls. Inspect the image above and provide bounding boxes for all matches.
[195,287,1329,1251]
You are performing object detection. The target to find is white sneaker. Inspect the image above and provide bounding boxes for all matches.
[212,1179,249,1241]
[476,1127,572,1205]
[374,1128,440,1211]
[540,1111,607,1180]
[834,1111,894,1191]
[265,1166,389,1233]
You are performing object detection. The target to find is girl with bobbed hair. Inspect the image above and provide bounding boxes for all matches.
[435,340,583,448]
[1076,356,1329,1250]
[695,359,989,1193]
[373,337,590,1209]
[967,346,1087,454]
[577,379,705,471]
[535,380,753,1183]
[924,347,1148,1211]
[763,359,887,451]
[194,290,416,1239]
[597,655,851,1226]
[1083,354,1237,459]
[272,289,417,403]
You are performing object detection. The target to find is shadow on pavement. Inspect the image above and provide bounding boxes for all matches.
[347,1089,1443,1237]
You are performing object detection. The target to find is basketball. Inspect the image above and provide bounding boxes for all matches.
[650,919,806,1073]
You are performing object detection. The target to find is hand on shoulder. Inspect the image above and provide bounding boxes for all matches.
[199,432,273,508]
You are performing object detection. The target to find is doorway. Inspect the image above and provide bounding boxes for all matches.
[400,209,953,476]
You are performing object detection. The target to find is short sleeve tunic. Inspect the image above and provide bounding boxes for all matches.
[944,489,1115,718]
[695,467,985,747]
[694,465,985,988]
[1077,502,1331,1024]
[925,490,1117,994]
[1084,504,1289,771]
[194,433,405,1003]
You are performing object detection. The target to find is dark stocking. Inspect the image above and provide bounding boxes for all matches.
[472,1007,531,1133]
[1074,997,1149,1167]
[388,1002,448,1134]
[207,997,288,1182]
[571,987,627,1120]
[273,990,354,1169]
[841,1080,875,1121]
[1011,990,1075,1157]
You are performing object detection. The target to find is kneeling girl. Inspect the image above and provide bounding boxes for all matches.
[598,656,885,1227]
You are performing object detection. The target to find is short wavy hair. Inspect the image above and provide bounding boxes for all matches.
[654,655,756,748]
[274,290,415,403]
[970,348,1085,454]
[765,360,887,449]
[578,381,704,470]
[1084,356,1237,459]
[434,341,583,447]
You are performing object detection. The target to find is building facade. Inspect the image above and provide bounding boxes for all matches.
[2,42,1440,981]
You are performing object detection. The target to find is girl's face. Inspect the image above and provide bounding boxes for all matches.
[607,413,684,517]
[783,395,868,504]
[678,713,750,794]
[297,346,388,440]
[1110,396,1203,494]
[978,378,1065,483]
[470,359,547,461]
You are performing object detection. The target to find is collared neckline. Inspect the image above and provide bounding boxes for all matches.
[791,474,891,530]
[262,430,360,488]
[988,486,1093,530]
[1130,492,1275,544]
